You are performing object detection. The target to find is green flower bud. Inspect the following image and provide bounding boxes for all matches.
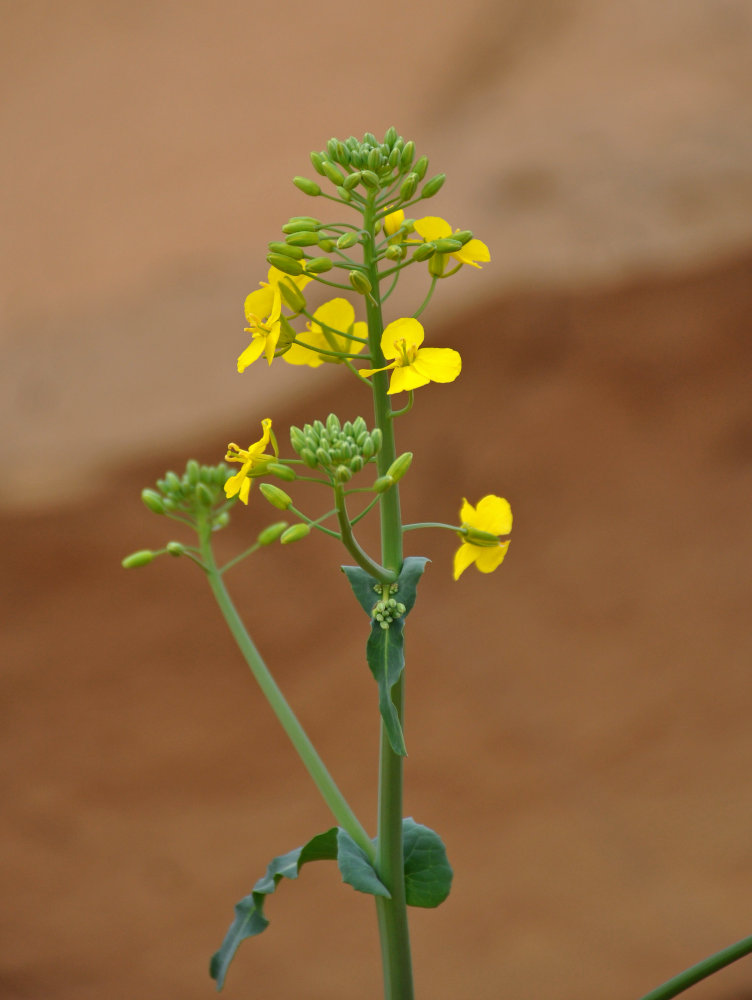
[348,271,372,295]
[305,257,333,274]
[213,511,230,529]
[360,169,380,189]
[267,253,304,276]
[300,448,318,469]
[343,172,362,191]
[384,126,398,147]
[362,436,374,460]
[257,521,289,546]
[285,231,320,247]
[326,138,338,160]
[413,155,429,180]
[349,455,364,473]
[336,186,352,202]
[265,462,297,482]
[386,451,413,482]
[413,242,436,262]
[367,147,382,170]
[310,151,327,176]
[259,482,292,510]
[453,229,473,245]
[363,131,377,146]
[428,253,447,277]
[317,238,335,252]
[400,141,415,171]
[335,464,352,483]
[186,460,200,485]
[326,413,341,433]
[385,244,405,261]
[268,241,304,259]
[282,218,321,233]
[293,176,321,197]
[388,147,400,168]
[336,141,350,165]
[315,446,333,466]
[433,237,463,253]
[421,173,446,198]
[278,279,306,313]
[141,489,166,515]
[373,475,395,493]
[196,483,214,507]
[370,428,383,453]
[322,162,345,186]
[336,231,360,249]
[400,173,418,201]
[166,541,185,557]
[280,523,311,544]
[122,549,155,569]
[290,425,306,451]
[165,471,182,493]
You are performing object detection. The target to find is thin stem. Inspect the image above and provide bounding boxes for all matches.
[637,934,752,1000]
[412,275,438,319]
[197,517,375,862]
[334,484,396,584]
[389,393,413,419]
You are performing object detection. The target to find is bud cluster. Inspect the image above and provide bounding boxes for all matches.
[290,414,382,481]
[371,597,407,631]
[141,460,233,528]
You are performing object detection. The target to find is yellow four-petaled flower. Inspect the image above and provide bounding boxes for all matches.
[224,418,277,505]
[283,298,366,368]
[453,495,512,580]
[360,317,461,395]
[413,216,490,271]
[237,268,311,372]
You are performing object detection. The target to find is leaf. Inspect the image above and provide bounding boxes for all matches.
[209,828,338,990]
[336,828,391,898]
[342,557,429,756]
[402,818,453,908]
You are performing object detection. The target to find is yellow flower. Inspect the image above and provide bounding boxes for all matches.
[413,216,490,270]
[383,208,409,240]
[453,495,512,580]
[360,317,461,395]
[237,268,311,372]
[283,298,367,368]
[224,418,277,504]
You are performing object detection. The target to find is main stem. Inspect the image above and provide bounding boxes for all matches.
[362,198,415,1000]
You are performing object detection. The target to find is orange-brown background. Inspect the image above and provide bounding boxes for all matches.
[3,3,752,998]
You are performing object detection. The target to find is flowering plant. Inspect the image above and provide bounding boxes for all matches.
[123,130,752,1000]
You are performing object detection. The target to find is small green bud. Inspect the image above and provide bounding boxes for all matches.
[413,155,429,180]
[285,231,320,247]
[400,141,415,171]
[290,426,306,452]
[141,489,166,515]
[326,138,338,159]
[336,141,350,165]
[268,241,304,259]
[326,413,341,433]
[433,237,463,253]
[421,173,446,199]
[428,253,447,277]
[280,523,311,544]
[165,471,182,493]
[278,278,306,313]
[388,147,400,168]
[305,257,333,274]
[213,511,230,529]
[360,169,380,189]
[122,549,155,569]
[300,448,318,469]
[166,541,185,557]
[310,151,327,176]
[386,452,413,482]
[186,460,200,485]
[367,148,382,171]
[315,446,333,466]
[412,243,435,262]
[267,253,304,276]
[322,162,345,186]
[335,464,352,483]
[336,231,360,249]
[259,482,292,510]
[370,428,383,453]
[385,244,405,261]
[282,218,321,234]
[363,131,377,146]
[400,173,418,201]
[257,521,289,546]
[317,238,335,252]
[343,172,362,191]
[348,271,372,295]
[265,462,296,482]
[453,230,473,245]
[362,437,374,460]
[349,455,364,473]
[336,186,352,202]
[293,176,321,197]
[373,475,395,493]
[384,126,398,147]
[196,483,213,507]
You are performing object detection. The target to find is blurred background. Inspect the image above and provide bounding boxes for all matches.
[3,1,752,998]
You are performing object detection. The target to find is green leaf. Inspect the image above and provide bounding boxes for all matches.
[336,828,391,898]
[402,818,453,908]
[209,828,338,990]
[342,557,429,756]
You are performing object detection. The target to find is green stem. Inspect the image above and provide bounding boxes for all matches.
[197,517,375,863]
[362,197,415,1000]
[334,484,396,585]
[637,934,752,1000]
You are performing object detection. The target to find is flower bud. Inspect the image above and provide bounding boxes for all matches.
[186,460,200,485]
[122,549,155,569]
[336,231,360,249]
[428,253,447,277]
[196,483,214,507]
[363,131,377,146]
[336,141,350,164]
[400,141,415,170]
[413,156,429,180]
[335,464,352,483]
[213,511,230,529]
[322,162,345,186]
[326,138,338,159]
[141,489,166,515]
[285,231,320,247]
[367,148,382,171]
[290,425,306,452]
[385,244,405,261]
[326,413,341,433]
[259,482,292,510]
[268,241,304,259]
[265,462,297,482]
[453,230,473,245]
[343,172,362,191]
[360,169,380,189]
[310,151,327,176]
[433,237,463,253]
[280,523,311,544]
[384,126,398,147]
[373,475,395,493]
[400,173,418,201]
[166,541,185,557]
[165,471,182,493]
[282,218,321,233]
[257,521,289,546]
[293,176,321,196]
[305,257,333,274]
[386,452,413,482]
[278,279,306,313]
[348,271,372,295]
[336,186,352,202]
[349,455,364,473]
[267,253,304,276]
[317,238,335,252]
[421,173,446,199]
[413,242,436,262]
[300,448,318,469]
[388,147,400,168]
[370,428,383,453]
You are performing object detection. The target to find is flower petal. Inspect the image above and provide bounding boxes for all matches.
[459,497,476,524]
[413,216,452,241]
[453,238,490,269]
[384,209,405,237]
[474,495,512,536]
[244,286,275,324]
[237,337,266,372]
[359,361,397,379]
[387,364,431,395]
[411,347,462,384]
[453,542,477,580]
[282,340,325,367]
[381,317,424,359]
[474,541,510,573]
